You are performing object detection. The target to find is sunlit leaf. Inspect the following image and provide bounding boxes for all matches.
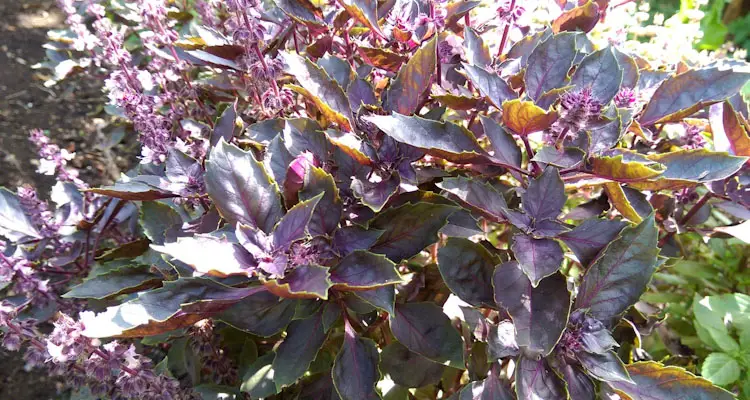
[63,265,161,300]
[385,36,437,115]
[463,63,518,109]
[609,362,735,400]
[463,26,492,68]
[710,101,750,156]
[502,99,558,135]
[263,264,333,300]
[570,47,623,104]
[525,32,580,101]
[552,1,600,33]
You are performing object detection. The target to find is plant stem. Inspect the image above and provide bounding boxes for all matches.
[658,192,712,247]
[496,0,516,58]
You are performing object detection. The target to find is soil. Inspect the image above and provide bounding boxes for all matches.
[0,0,133,398]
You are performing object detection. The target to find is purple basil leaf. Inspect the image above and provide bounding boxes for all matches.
[515,355,567,400]
[352,285,395,315]
[480,115,522,169]
[80,278,264,338]
[639,67,750,126]
[247,119,285,145]
[462,63,518,109]
[332,225,384,256]
[379,341,445,388]
[531,218,570,237]
[575,214,659,326]
[558,218,627,267]
[236,223,273,259]
[463,26,492,68]
[562,363,596,400]
[589,108,628,154]
[89,177,177,201]
[522,166,565,221]
[369,202,457,262]
[330,250,401,290]
[385,36,436,115]
[351,171,401,212]
[218,291,296,337]
[365,113,492,165]
[493,262,571,356]
[525,32,580,101]
[210,99,241,147]
[205,139,283,233]
[265,264,333,300]
[282,52,354,131]
[436,176,511,222]
[607,362,735,400]
[317,54,355,89]
[507,28,553,67]
[152,235,250,277]
[62,264,161,300]
[512,234,564,287]
[456,373,514,400]
[441,209,484,238]
[570,47,623,105]
[331,323,381,400]
[437,237,498,307]
[272,193,323,251]
[271,307,330,390]
[631,149,747,190]
[612,48,639,89]
[299,373,341,400]
[0,187,42,240]
[166,148,201,185]
[240,352,278,398]
[263,135,295,192]
[389,302,464,368]
[576,350,634,383]
[487,320,519,361]
[347,79,378,109]
[461,306,491,341]
[532,146,585,169]
[300,166,343,236]
[728,92,749,119]
[282,118,331,159]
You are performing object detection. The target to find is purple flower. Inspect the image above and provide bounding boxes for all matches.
[614,87,637,108]
[29,129,85,188]
[547,86,603,144]
[679,123,707,149]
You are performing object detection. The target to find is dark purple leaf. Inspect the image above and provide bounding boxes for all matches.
[211,100,241,146]
[457,373,514,400]
[264,264,333,300]
[300,166,343,236]
[552,0,600,33]
[463,26,492,68]
[166,148,201,185]
[88,178,177,201]
[152,235,250,277]
[317,54,355,89]
[365,113,491,164]
[608,362,735,400]
[487,320,519,361]
[437,237,498,307]
[558,218,627,267]
[575,214,659,325]
[562,364,596,400]
[272,193,323,250]
[385,36,436,115]
[589,108,628,154]
[357,46,407,73]
[532,146,585,168]
[282,53,354,131]
[240,352,278,398]
[333,225,383,256]
[522,167,565,221]
[339,0,384,39]
[639,68,750,126]
[710,100,750,156]
[205,140,283,233]
[351,171,401,212]
[515,355,567,400]
[571,47,622,105]
[0,188,42,240]
[512,235,564,287]
[330,250,401,290]
[80,278,264,338]
[436,176,512,222]
[531,218,570,237]
[379,341,445,388]
[281,118,331,159]
[62,265,161,300]
[613,48,639,88]
[369,202,458,262]
[352,285,395,315]
[263,135,295,190]
[272,307,330,390]
[630,149,748,191]
[525,32,580,101]
[480,115,522,169]
[493,262,571,355]
[507,29,553,67]
[347,79,378,108]
[332,322,381,400]
[219,291,296,337]
[462,63,518,109]
[389,302,464,368]
[577,350,633,383]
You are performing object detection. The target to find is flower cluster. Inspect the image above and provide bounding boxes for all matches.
[29,129,85,188]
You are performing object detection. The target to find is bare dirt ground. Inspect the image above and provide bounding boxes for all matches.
[0,0,133,398]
